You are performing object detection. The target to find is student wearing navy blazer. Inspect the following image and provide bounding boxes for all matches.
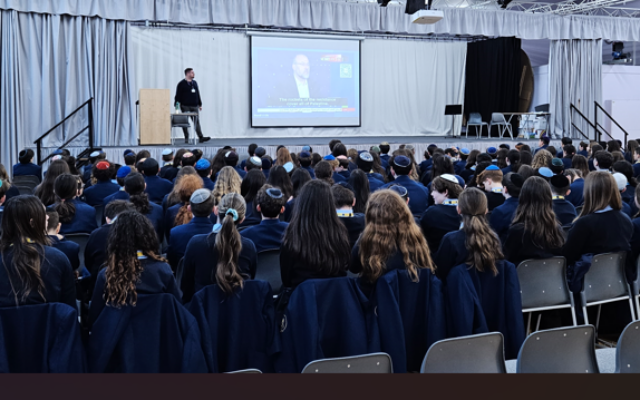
[550,175,577,226]
[489,173,524,243]
[50,174,97,235]
[565,173,585,207]
[142,158,174,204]
[240,185,289,253]
[83,161,120,206]
[420,174,463,254]
[46,211,81,272]
[356,152,386,192]
[382,155,429,217]
[13,149,42,182]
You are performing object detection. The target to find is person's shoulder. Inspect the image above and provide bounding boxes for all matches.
[241,236,258,252]
[442,229,463,242]
[60,239,80,251]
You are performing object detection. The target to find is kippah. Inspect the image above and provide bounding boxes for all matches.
[283,162,294,173]
[52,149,64,155]
[249,156,262,167]
[612,172,628,191]
[51,155,63,161]
[359,152,373,162]
[90,151,100,157]
[301,145,311,152]
[195,159,211,170]
[300,151,311,158]
[116,166,132,178]
[428,144,437,148]
[393,155,411,168]
[190,189,212,205]
[487,147,497,154]
[510,173,525,188]
[183,152,194,158]
[501,144,511,150]
[96,161,110,170]
[162,148,173,156]
[550,174,570,188]
[124,149,135,156]
[225,151,238,159]
[485,165,500,171]
[551,158,564,167]
[370,146,381,154]
[439,174,459,184]
[380,141,390,146]
[460,148,470,155]
[538,167,553,178]
[324,154,336,161]
[266,188,284,199]
[389,185,408,198]
[262,158,272,169]
[254,147,266,157]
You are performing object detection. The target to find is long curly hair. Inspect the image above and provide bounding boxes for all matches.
[104,211,166,307]
[212,166,242,206]
[512,177,565,250]
[213,193,247,295]
[166,166,198,208]
[459,188,503,275]
[174,174,203,227]
[531,150,553,170]
[358,190,435,284]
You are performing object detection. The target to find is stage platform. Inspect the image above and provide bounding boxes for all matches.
[43,136,561,166]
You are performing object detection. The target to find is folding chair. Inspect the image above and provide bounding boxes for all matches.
[580,252,636,327]
[65,233,91,268]
[516,325,599,373]
[615,320,640,373]
[420,332,506,373]
[256,248,282,294]
[517,257,577,333]
[171,114,196,145]
[630,255,640,319]
[490,113,514,139]
[466,113,488,138]
[302,353,393,374]
[13,175,40,195]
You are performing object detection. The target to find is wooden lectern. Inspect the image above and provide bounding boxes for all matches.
[139,89,171,145]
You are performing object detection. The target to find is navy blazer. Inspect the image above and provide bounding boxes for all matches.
[102,189,129,207]
[627,217,640,283]
[188,281,278,373]
[88,293,207,373]
[0,246,76,309]
[85,224,111,281]
[367,174,386,192]
[48,235,80,271]
[553,198,577,226]
[634,163,640,178]
[374,269,446,373]
[282,199,296,223]
[420,204,462,253]
[240,202,263,229]
[445,260,525,360]
[301,166,316,179]
[12,162,42,182]
[144,175,174,204]
[275,277,381,373]
[333,172,348,183]
[533,144,549,155]
[433,230,468,281]
[454,160,467,175]
[623,201,633,218]
[339,214,366,250]
[57,199,98,235]
[0,303,85,372]
[181,233,258,303]
[500,165,512,175]
[622,184,635,205]
[380,154,390,169]
[160,165,179,181]
[240,219,289,253]
[201,176,215,191]
[167,216,214,270]
[562,157,573,171]
[382,175,429,217]
[82,164,93,183]
[566,178,584,207]
[490,197,519,243]
[83,181,120,206]
[163,203,185,241]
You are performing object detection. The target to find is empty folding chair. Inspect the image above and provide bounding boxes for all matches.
[516,325,599,373]
[302,353,393,374]
[615,320,640,373]
[580,252,636,326]
[490,113,514,139]
[466,113,488,139]
[171,114,194,145]
[256,248,282,294]
[517,257,577,333]
[420,332,506,373]
[65,233,91,268]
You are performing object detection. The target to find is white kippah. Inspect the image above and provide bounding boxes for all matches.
[440,174,459,184]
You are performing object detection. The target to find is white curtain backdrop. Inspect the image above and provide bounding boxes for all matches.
[549,39,602,140]
[0,10,137,167]
[2,0,640,41]
[130,27,467,140]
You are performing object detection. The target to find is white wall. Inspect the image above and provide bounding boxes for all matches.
[530,65,549,112]
[602,65,640,142]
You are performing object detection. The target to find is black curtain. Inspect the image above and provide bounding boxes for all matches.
[464,37,521,137]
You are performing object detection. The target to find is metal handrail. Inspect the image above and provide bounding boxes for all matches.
[570,103,607,142]
[595,101,629,147]
[34,98,94,166]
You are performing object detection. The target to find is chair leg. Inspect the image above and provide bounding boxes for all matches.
[526,312,532,336]
[596,304,602,331]
[583,306,590,325]
[570,305,578,326]
[628,295,637,321]
[635,295,640,321]
[535,314,542,332]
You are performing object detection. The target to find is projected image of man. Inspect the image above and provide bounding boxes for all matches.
[293,55,311,98]
[275,54,326,100]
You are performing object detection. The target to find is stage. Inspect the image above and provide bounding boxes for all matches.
[42,136,561,166]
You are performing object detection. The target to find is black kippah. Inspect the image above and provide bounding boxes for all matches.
[510,173,525,188]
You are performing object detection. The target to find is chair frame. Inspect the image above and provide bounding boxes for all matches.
[615,320,640,373]
[517,257,577,334]
[466,112,488,139]
[420,332,506,374]
[580,252,636,327]
[171,114,196,145]
[490,112,514,140]
[301,353,393,374]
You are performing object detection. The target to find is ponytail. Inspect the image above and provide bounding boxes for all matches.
[129,193,152,215]
[174,203,193,227]
[211,193,246,295]
[55,200,76,224]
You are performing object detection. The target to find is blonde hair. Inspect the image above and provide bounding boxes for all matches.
[579,171,622,217]
[358,190,435,283]
[531,150,553,170]
[212,166,242,206]
[275,147,293,167]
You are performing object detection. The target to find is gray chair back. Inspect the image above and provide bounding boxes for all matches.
[616,320,640,373]
[632,255,640,317]
[491,112,507,124]
[469,113,483,124]
[256,249,282,293]
[583,252,629,303]
[302,353,393,373]
[13,175,40,191]
[64,233,91,268]
[171,114,191,128]
[226,369,262,374]
[420,332,506,373]
[517,257,574,310]
[516,325,599,373]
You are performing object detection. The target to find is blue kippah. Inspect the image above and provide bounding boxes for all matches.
[323,154,336,161]
[460,148,470,155]
[538,167,553,178]
[487,147,497,154]
[116,166,132,178]
[266,188,283,199]
[485,165,500,171]
[195,159,211,170]
[300,151,311,158]
[393,155,411,168]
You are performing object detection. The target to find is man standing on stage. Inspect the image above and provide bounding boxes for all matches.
[175,68,211,144]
